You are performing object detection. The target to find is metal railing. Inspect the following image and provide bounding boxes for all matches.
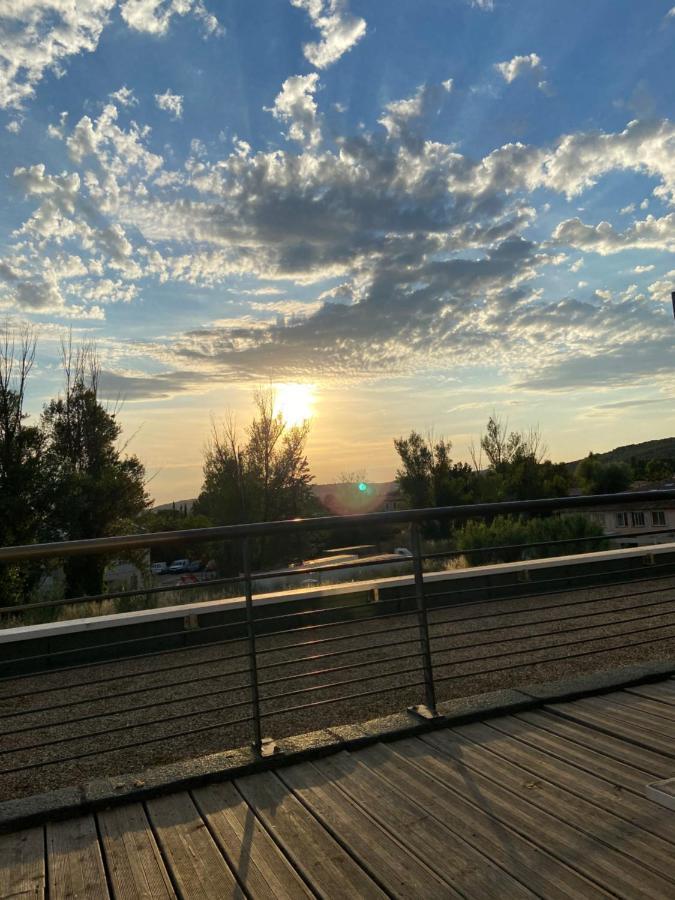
[0,490,674,790]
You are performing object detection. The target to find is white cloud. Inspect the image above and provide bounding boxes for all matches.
[5,119,21,133]
[110,85,138,107]
[569,258,584,272]
[290,0,366,68]
[620,203,635,214]
[552,213,675,254]
[266,74,322,147]
[495,53,542,83]
[633,264,655,273]
[0,1,115,109]
[119,0,224,37]
[666,6,675,20]
[155,90,184,120]
[379,80,452,141]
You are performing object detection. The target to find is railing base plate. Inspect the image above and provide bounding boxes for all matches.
[408,704,442,721]
[258,737,280,758]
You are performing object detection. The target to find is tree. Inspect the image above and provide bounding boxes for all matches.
[0,324,45,605]
[395,431,475,510]
[194,388,315,568]
[42,340,148,598]
[576,453,632,495]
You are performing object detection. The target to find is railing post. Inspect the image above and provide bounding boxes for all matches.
[241,537,276,757]
[409,522,440,720]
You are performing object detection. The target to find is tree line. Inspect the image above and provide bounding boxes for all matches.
[3,322,672,607]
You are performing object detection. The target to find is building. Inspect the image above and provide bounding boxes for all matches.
[576,480,675,547]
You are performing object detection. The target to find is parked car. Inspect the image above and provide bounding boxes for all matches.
[394,547,412,557]
[168,558,190,574]
[150,561,168,576]
[187,560,202,572]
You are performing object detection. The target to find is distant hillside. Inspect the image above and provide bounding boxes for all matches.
[567,437,675,469]
[153,498,196,512]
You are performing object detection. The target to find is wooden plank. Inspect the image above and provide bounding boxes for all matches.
[547,699,675,757]
[494,711,663,796]
[279,760,454,899]
[146,792,243,900]
[236,770,385,899]
[418,730,673,900]
[0,827,45,899]
[97,803,175,899]
[646,778,675,812]
[338,744,607,900]
[515,708,674,778]
[47,815,110,900]
[609,691,675,722]
[192,782,312,900]
[627,682,675,706]
[577,695,675,738]
[472,719,675,850]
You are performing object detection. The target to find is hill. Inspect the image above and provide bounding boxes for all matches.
[567,437,675,468]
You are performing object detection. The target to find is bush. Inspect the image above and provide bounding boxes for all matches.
[454,514,607,566]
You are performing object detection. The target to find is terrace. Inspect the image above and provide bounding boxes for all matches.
[1,490,675,897]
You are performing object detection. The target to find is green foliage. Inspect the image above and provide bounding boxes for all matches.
[195,388,316,569]
[575,453,632,495]
[140,507,214,563]
[455,513,607,566]
[41,342,148,598]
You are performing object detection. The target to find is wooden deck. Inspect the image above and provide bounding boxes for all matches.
[2,678,675,899]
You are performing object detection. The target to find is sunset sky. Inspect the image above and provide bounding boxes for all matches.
[1,0,674,503]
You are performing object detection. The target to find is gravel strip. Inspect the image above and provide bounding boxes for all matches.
[0,574,674,801]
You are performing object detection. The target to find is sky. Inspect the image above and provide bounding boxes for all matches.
[1,0,674,504]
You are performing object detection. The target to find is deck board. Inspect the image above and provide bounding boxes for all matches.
[0,826,44,899]
[97,802,176,899]
[145,792,243,900]
[191,782,313,900]
[46,814,109,900]
[3,679,675,899]
[280,759,455,898]
[236,770,385,899]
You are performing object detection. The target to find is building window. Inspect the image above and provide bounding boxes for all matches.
[652,510,666,527]
[631,511,645,527]
[615,512,628,527]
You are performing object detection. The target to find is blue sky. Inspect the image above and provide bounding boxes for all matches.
[1,0,674,501]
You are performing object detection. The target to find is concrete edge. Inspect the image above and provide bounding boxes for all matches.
[1,660,673,833]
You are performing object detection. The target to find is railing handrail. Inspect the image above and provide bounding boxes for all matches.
[1,489,674,563]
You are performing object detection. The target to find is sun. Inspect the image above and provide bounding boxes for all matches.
[275,383,315,427]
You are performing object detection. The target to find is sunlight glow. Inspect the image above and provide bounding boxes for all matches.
[275,383,316,427]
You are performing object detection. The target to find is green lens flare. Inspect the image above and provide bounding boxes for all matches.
[358,482,368,492]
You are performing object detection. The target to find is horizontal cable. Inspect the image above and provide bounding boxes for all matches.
[0,571,246,616]
[0,616,248,677]
[0,713,255,777]
[429,589,675,641]
[256,633,422,674]
[257,649,424,691]
[0,644,253,704]
[434,629,675,686]
[260,679,428,719]
[431,602,675,658]
[433,618,675,674]
[425,566,675,624]
[420,526,675,563]
[259,662,424,706]
[255,618,420,658]
[0,662,254,730]
[0,686,257,759]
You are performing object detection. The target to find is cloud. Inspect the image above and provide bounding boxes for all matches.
[155,90,184,120]
[633,264,655,273]
[119,0,224,37]
[266,74,322,147]
[0,1,115,110]
[379,80,453,141]
[290,0,366,68]
[110,85,138,107]
[495,53,542,83]
[552,213,675,254]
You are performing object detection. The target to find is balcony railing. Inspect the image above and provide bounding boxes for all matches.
[0,490,674,797]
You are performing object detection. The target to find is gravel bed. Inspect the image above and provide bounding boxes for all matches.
[0,574,674,801]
